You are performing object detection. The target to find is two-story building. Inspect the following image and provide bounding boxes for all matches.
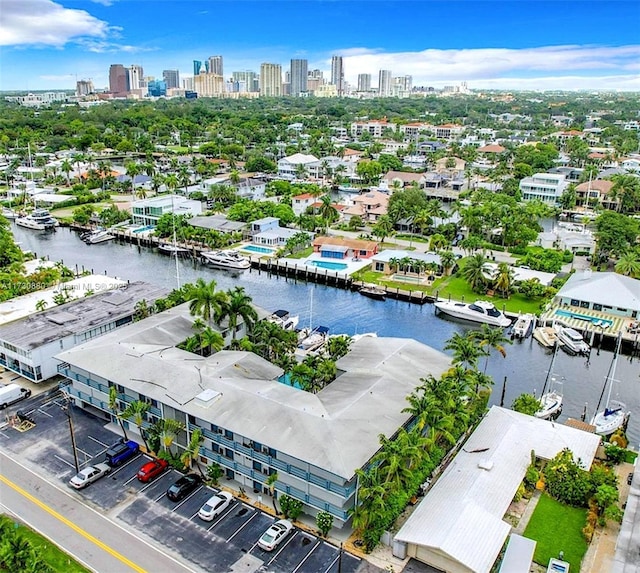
[350,119,396,139]
[575,180,616,210]
[277,153,322,180]
[131,195,202,226]
[343,190,390,223]
[56,305,452,527]
[248,217,304,247]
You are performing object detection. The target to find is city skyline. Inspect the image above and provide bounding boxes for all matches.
[1,0,639,92]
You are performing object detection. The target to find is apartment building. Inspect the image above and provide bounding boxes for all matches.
[350,119,396,138]
[519,173,569,205]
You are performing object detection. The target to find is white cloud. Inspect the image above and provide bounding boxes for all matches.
[0,0,114,47]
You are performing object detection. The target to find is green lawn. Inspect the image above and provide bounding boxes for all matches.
[13,522,90,573]
[624,450,638,464]
[523,493,588,571]
[286,246,314,259]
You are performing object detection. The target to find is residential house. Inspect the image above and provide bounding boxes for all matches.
[519,173,569,205]
[131,194,202,226]
[292,193,319,217]
[575,180,617,210]
[371,250,443,275]
[248,217,301,247]
[277,153,321,180]
[57,307,452,527]
[0,281,166,382]
[381,171,424,190]
[399,122,432,140]
[312,236,378,260]
[434,123,464,140]
[188,215,247,235]
[535,224,596,255]
[435,157,466,178]
[343,190,389,223]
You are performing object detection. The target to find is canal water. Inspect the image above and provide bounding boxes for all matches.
[12,225,640,446]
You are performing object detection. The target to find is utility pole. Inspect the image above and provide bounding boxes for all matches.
[63,397,80,473]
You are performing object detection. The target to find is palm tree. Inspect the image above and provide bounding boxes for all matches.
[472,324,512,373]
[124,161,141,194]
[200,326,224,356]
[218,287,258,340]
[493,262,515,297]
[444,331,482,371]
[60,159,73,186]
[429,233,448,251]
[160,418,186,456]
[185,278,225,327]
[108,386,128,440]
[372,215,394,243]
[609,174,640,213]
[121,400,151,452]
[180,427,205,476]
[615,252,640,278]
[461,252,488,292]
[318,195,338,230]
[438,250,457,276]
[265,471,280,514]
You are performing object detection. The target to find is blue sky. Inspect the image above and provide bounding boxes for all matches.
[1,1,639,91]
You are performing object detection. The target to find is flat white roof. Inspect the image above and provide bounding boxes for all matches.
[395,406,600,573]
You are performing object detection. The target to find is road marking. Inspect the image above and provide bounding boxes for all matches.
[76,447,91,458]
[172,486,202,511]
[0,473,147,573]
[207,502,237,530]
[226,510,257,542]
[88,435,109,447]
[267,531,300,566]
[291,536,319,573]
[0,431,9,439]
[37,408,53,418]
[54,454,75,469]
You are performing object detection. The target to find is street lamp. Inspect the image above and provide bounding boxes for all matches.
[62,395,80,474]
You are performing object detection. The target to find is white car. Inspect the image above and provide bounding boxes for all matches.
[258,519,294,551]
[197,491,233,521]
[68,463,112,489]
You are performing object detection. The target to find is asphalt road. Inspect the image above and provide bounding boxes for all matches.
[0,451,198,573]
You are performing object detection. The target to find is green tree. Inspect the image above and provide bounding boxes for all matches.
[316,510,334,537]
[472,324,511,373]
[181,427,205,476]
[609,174,640,214]
[159,418,186,456]
[512,393,541,416]
[121,400,151,452]
[372,215,394,243]
[185,278,226,327]
[265,471,279,514]
[108,386,129,440]
[461,252,488,292]
[217,286,258,341]
[614,252,640,278]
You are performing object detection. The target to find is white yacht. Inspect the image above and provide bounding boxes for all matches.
[434,300,511,327]
[298,326,329,352]
[512,313,536,338]
[268,310,299,331]
[201,250,251,270]
[533,326,561,348]
[592,335,629,436]
[83,229,115,244]
[15,208,58,230]
[2,208,17,220]
[557,327,590,355]
[158,243,190,257]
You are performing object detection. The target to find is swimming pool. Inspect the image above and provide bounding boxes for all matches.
[133,225,155,233]
[242,244,275,254]
[555,309,613,328]
[309,260,348,271]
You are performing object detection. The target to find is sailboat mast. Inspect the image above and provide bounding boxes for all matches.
[171,194,180,288]
[592,333,622,421]
[540,339,560,397]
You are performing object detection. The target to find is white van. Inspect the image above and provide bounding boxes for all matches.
[0,384,32,409]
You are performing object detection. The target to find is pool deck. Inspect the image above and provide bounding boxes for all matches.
[539,304,640,345]
[277,253,371,275]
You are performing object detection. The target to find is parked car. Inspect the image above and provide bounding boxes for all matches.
[166,474,201,501]
[68,463,112,489]
[628,472,634,485]
[136,458,169,483]
[0,384,32,409]
[198,491,233,521]
[105,439,139,467]
[258,519,294,551]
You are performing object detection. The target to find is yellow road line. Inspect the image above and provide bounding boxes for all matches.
[0,474,146,573]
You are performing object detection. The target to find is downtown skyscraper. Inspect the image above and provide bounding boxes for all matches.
[331,55,345,96]
[290,59,308,96]
[260,63,282,96]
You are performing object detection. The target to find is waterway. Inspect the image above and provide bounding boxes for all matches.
[11,225,640,446]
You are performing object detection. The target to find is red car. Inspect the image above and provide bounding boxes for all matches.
[136,459,169,483]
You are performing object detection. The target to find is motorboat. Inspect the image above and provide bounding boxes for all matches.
[83,229,115,244]
[15,208,58,230]
[592,334,630,437]
[535,342,563,421]
[359,284,386,300]
[268,309,299,331]
[434,299,511,327]
[557,327,590,355]
[512,313,535,339]
[158,243,190,257]
[533,326,560,348]
[298,326,329,352]
[201,250,251,270]
[1,208,17,220]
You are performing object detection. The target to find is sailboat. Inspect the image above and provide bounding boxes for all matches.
[591,333,629,437]
[535,339,564,420]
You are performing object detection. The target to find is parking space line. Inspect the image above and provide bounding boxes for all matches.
[76,448,91,458]
[206,503,237,530]
[172,486,203,512]
[154,491,166,502]
[37,408,53,418]
[266,531,301,566]
[291,536,320,573]
[88,436,109,448]
[54,455,75,469]
[124,474,139,485]
[0,431,9,439]
[324,553,340,573]
[226,511,258,542]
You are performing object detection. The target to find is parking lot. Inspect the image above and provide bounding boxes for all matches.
[0,392,372,573]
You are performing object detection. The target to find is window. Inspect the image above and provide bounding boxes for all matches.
[225,449,234,460]
[253,461,262,471]
[593,304,602,311]
[224,429,233,440]
[375,262,384,271]
[188,414,196,424]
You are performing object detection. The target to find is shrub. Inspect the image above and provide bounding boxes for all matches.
[513,483,526,502]
[525,465,540,489]
[604,444,626,465]
[279,494,303,521]
[206,462,223,485]
[316,511,333,537]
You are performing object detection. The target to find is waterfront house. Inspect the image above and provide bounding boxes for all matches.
[56,304,452,527]
[381,171,424,190]
[277,153,321,180]
[131,194,202,227]
[248,217,302,247]
[188,214,246,235]
[343,190,389,223]
[312,237,378,260]
[519,172,569,205]
[575,179,617,211]
[535,224,596,254]
[291,193,317,217]
[0,281,166,382]
[394,406,600,572]
[371,249,443,276]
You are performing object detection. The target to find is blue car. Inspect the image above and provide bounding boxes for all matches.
[105,439,139,467]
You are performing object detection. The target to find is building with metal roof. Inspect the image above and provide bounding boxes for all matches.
[56,303,452,525]
[394,406,601,573]
[0,281,167,382]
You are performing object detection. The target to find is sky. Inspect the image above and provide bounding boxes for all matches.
[1,0,639,92]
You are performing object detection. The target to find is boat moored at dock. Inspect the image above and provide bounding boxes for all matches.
[434,299,511,328]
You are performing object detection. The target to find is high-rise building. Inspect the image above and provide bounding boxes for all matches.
[193,60,204,76]
[147,80,167,97]
[232,71,259,92]
[162,69,180,89]
[393,75,413,97]
[194,68,224,97]
[378,69,392,97]
[76,79,94,96]
[182,76,195,91]
[109,64,129,95]
[128,65,144,90]
[331,55,344,96]
[259,63,282,97]
[357,73,371,92]
[207,56,223,77]
[290,59,308,96]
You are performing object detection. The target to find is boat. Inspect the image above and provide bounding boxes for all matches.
[268,309,300,331]
[535,341,563,421]
[533,326,560,348]
[359,284,386,300]
[1,208,17,220]
[298,326,329,352]
[591,334,630,437]
[158,243,190,257]
[512,313,535,339]
[557,327,590,355]
[15,208,58,230]
[434,299,511,327]
[83,229,115,244]
[201,250,251,270]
